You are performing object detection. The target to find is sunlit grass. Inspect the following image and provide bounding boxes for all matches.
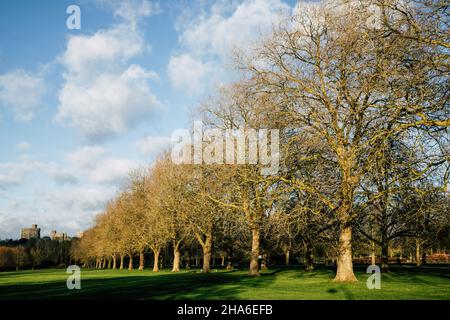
[0,265,448,300]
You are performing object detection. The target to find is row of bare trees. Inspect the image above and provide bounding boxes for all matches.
[72,0,449,282]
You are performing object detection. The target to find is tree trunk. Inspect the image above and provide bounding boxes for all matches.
[334,226,357,282]
[261,253,268,270]
[139,251,145,271]
[305,244,314,272]
[416,239,422,267]
[107,258,112,269]
[128,254,133,270]
[112,255,117,270]
[421,245,427,265]
[102,258,106,269]
[185,256,191,270]
[226,254,233,270]
[172,246,181,272]
[371,241,376,265]
[285,249,290,266]
[381,240,389,272]
[249,226,260,276]
[152,248,160,272]
[119,255,124,270]
[221,255,225,267]
[202,234,213,273]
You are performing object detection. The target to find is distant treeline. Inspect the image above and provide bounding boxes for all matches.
[0,238,74,271]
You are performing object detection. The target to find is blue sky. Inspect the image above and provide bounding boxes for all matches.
[0,0,299,238]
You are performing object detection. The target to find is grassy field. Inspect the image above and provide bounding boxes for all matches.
[0,265,448,300]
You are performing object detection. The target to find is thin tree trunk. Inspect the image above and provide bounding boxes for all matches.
[128,254,133,270]
[371,241,376,265]
[249,226,260,276]
[107,258,112,269]
[421,245,427,265]
[285,249,290,266]
[261,253,268,270]
[138,251,145,271]
[152,248,160,272]
[172,246,181,272]
[305,243,314,272]
[102,258,106,269]
[119,255,124,270]
[226,254,233,270]
[334,226,357,282]
[381,240,389,272]
[185,256,191,270]
[221,255,225,267]
[112,255,117,270]
[416,239,422,267]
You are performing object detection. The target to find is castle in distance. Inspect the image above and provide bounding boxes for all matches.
[20,224,41,239]
[20,224,83,241]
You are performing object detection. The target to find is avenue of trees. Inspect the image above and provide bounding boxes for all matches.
[72,0,449,282]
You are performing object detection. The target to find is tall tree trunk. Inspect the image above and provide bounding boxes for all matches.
[226,256,233,270]
[381,239,389,272]
[416,239,422,267]
[185,255,191,270]
[221,255,225,267]
[202,234,213,273]
[119,255,124,270]
[107,258,112,269]
[371,241,376,265]
[285,249,290,266]
[128,254,133,270]
[112,255,117,270]
[139,251,145,271]
[304,243,314,272]
[334,226,357,282]
[152,248,160,272]
[249,226,260,276]
[421,244,427,265]
[261,253,268,270]
[172,245,181,272]
[102,258,107,269]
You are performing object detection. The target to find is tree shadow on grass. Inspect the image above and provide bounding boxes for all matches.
[0,270,279,300]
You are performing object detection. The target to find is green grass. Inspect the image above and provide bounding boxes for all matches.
[0,265,448,300]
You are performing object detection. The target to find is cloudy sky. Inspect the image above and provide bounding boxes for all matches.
[0,0,302,239]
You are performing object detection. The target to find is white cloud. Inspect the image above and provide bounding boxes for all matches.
[113,0,160,23]
[0,69,45,122]
[168,0,290,94]
[66,146,107,169]
[168,54,210,94]
[59,25,147,82]
[56,4,162,142]
[56,65,161,141]
[51,185,116,212]
[0,161,42,189]
[66,146,137,184]
[15,141,31,152]
[89,157,137,184]
[136,135,172,155]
